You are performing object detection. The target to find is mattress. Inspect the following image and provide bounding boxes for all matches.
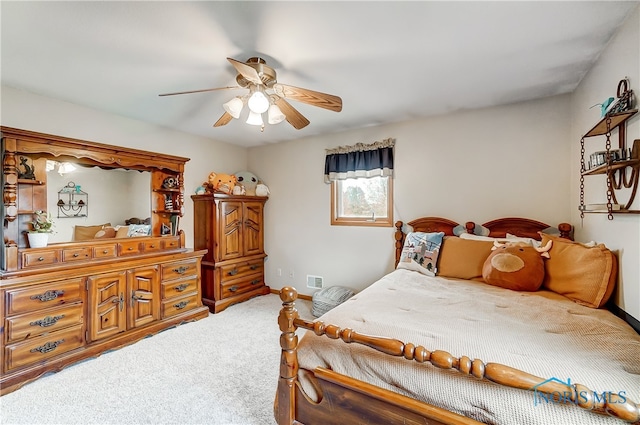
[296,269,640,425]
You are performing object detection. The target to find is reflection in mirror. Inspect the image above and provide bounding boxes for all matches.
[46,165,150,243]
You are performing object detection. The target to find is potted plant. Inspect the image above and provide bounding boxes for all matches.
[27,210,54,248]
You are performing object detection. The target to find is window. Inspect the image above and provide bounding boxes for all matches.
[331,175,393,226]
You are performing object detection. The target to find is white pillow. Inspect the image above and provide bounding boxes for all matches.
[459,233,509,243]
[506,233,541,248]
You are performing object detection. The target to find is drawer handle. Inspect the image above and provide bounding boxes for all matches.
[103,250,109,254]
[229,285,239,292]
[173,266,188,274]
[249,264,258,270]
[174,301,188,310]
[112,293,124,311]
[38,257,45,262]
[175,283,189,292]
[30,339,65,354]
[30,314,65,328]
[228,268,238,276]
[31,290,64,302]
[251,279,261,285]
[128,247,134,251]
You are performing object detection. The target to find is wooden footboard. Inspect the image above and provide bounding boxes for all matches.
[276,287,640,425]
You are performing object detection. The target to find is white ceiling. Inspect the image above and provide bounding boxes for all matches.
[1,1,637,148]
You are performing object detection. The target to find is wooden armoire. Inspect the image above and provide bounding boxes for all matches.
[192,194,270,313]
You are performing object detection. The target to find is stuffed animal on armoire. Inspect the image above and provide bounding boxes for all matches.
[482,240,552,291]
[207,172,236,195]
[234,171,259,196]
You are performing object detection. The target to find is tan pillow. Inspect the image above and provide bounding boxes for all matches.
[73,223,111,241]
[540,234,617,308]
[115,226,130,238]
[94,226,116,239]
[437,237,494,280]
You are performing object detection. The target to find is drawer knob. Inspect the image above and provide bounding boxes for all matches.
[128,247,134,251]
[30,290,64,302]
[38,257,45,262]
[103,250,109,254]
[30,314,65,328]
[250,265,258,270]
[174,301,188,310]
[175,283,189,292]
[229,285,239,292]
[173,266,188,274]
[30,339,65,354]
[150,244,155,248]
[73,253,80,257]
[228,268,238,276]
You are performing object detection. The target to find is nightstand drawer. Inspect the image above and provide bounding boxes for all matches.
[6,278,84,315]
[22,250,60,268]
[162,237,180,250]
[144,240,162,252]
[219,260,264,283]
[161,259,198,281]
[6,303,84,343]
[162,293,200,318]
[161,277,198,300]
[118,240,142,256]
[221,274,263,299]
[5,324,84,372]
[93,244,117,259]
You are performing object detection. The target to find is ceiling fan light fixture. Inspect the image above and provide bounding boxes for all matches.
[268,104,286,124]
[247,91,269,114]
[246,111,264,126]
[223,97,244,119]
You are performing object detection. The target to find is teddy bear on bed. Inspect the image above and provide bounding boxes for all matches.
[205,172,236,195]
[482,240,552,291]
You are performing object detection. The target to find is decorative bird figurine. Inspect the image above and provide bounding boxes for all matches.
[255,181,270,197]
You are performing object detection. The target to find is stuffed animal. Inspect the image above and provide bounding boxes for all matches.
[255,181,270,197]
[232,184,246,195]
[207,172,236,195]
[234,171,259,196]
[482,240,552,291]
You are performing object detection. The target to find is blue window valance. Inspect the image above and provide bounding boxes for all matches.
[324,138,395,183]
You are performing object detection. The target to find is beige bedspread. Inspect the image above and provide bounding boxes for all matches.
[296,269,640,425]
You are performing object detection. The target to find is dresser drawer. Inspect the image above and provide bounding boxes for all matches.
[218,260,264,284]
[161,259,198,281]
[143,240,162,252]
[6,303,84,343]
[93,244,117,259]
[6,278,84,315]
[62,246,92,262]
[22,250,60,268]
[118,240,142,256]
[221,274,264,299]
[162,293,200,318]
[161,277,198,300]
[5,324,84,372]
[162,237,180,250]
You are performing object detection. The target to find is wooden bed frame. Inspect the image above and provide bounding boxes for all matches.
[275,217,639,425]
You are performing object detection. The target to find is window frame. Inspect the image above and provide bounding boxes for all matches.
[330,176,394,227]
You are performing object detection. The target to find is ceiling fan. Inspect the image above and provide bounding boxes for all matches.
[159,57,342,130]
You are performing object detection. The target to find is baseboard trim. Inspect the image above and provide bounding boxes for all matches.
[270,288,313,301]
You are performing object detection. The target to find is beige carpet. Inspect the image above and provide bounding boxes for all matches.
[0,294,312,425]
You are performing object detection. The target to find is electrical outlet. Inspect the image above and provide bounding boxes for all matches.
[289,270,295,279]
[277,268,282,277]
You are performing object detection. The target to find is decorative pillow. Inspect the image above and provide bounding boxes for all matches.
[540,234,617,308]
[437,237,494,280]
[94,226,116,239]
[397,232,444,277]
[127,224,151,237]
[73,223,111,241]
[459,233,509,243]
[115,226,130,238]
[506,233,541,248]
[482,241,550,291]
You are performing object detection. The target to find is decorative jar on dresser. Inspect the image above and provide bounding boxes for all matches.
[192,193,270,313]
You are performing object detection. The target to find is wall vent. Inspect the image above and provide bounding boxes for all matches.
[306,275,324,289]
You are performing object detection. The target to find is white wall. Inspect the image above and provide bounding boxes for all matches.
[1,85,248,248]
[570,6,640,318]
[249,94,572,296]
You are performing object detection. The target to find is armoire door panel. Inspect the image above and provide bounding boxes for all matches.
[243,202,264,256]
[127,266,160,329]
[88,271,127,342]
[219,201,243,261]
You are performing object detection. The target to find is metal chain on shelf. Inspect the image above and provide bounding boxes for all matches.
[579,137,586,220]
[605,117,614,220]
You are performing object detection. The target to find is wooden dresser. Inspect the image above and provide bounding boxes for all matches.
[1,127,210,395]
[192,194,270,313]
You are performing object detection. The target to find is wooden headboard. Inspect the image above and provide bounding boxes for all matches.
[395,217,573,266]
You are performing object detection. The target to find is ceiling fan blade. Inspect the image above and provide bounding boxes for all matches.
[227,57,263,85]
[213,112,233,127]
[273,84,342,112]
[159,86,240,96]
[274,97,310,130]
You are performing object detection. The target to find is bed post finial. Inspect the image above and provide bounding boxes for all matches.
[558,222,573,240]
[275,287,300,424]
[395,221,405,266]
[465,222,475,234]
